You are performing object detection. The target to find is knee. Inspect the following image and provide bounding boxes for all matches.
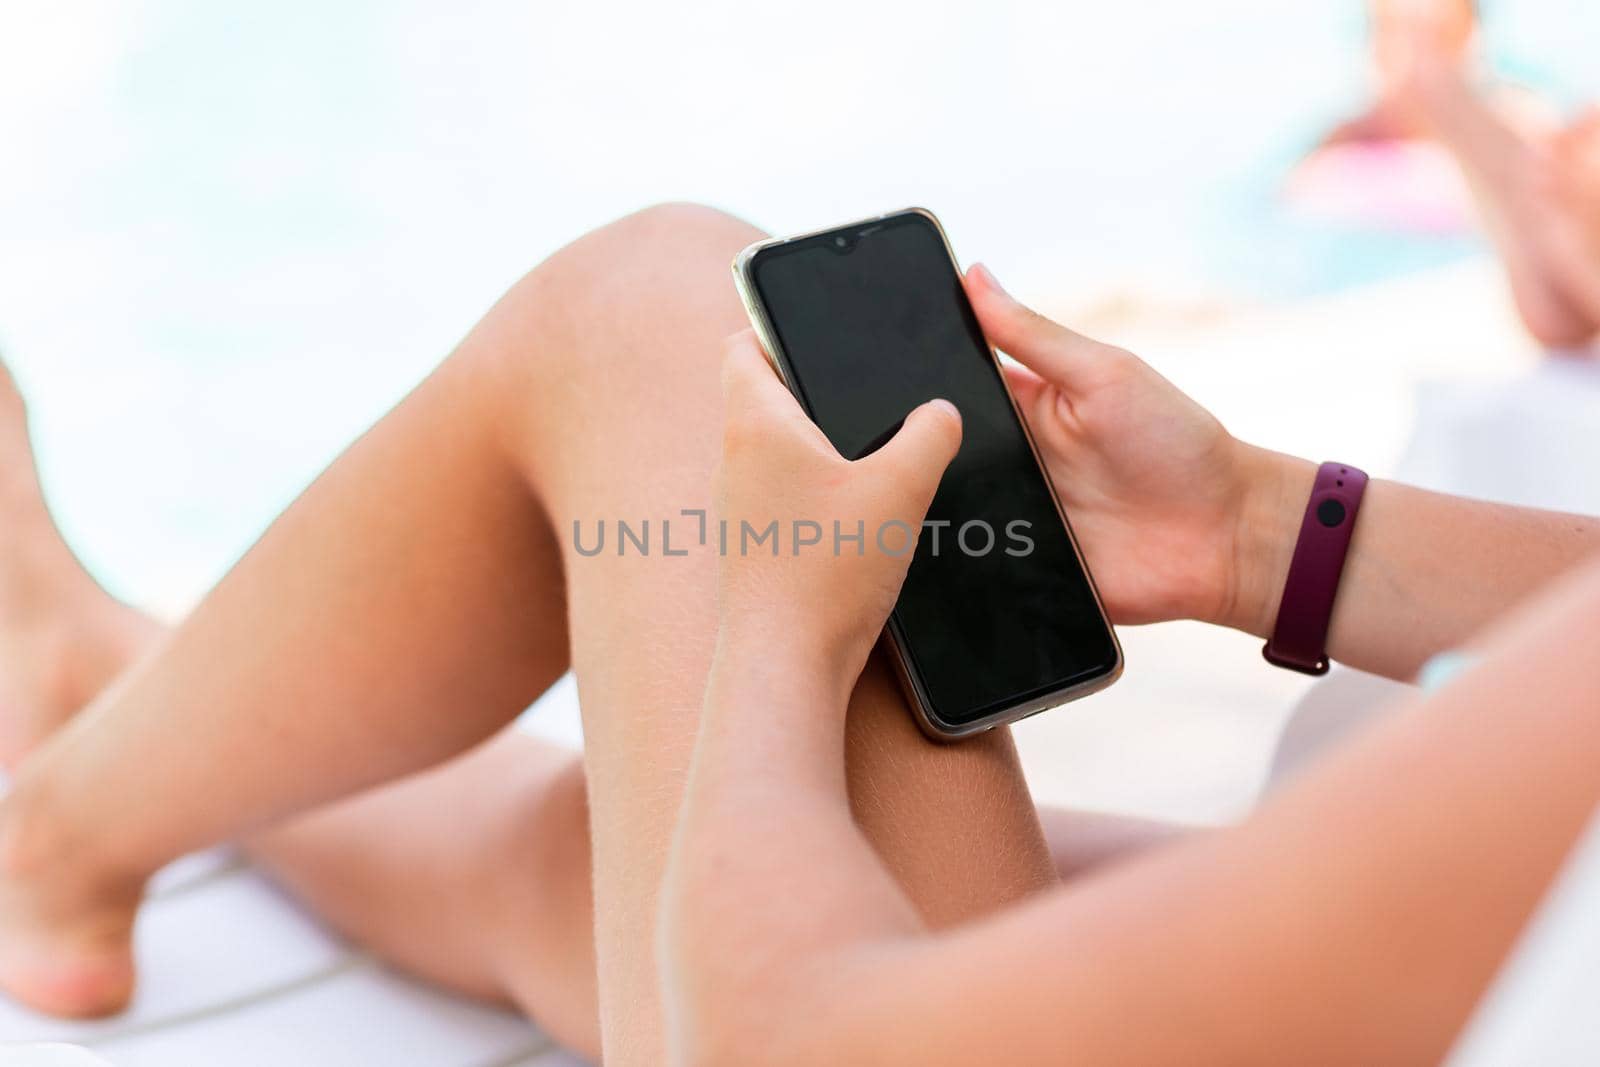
[595,201,763,259]
[538,201,761,336]
[465,201,764,432]
[603,200,763,254]
[518,201,761,352]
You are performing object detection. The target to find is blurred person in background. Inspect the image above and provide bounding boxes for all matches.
[1321,0,1481,147]
[1304,0,1600,350]
[0,208,1599,1064]
[1394,29,1600,350]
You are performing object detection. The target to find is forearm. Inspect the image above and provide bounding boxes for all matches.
[1224,446,1600,680]
[982,555,1600,1065]
[664,633,924,1061]
[701,556,1600,1067]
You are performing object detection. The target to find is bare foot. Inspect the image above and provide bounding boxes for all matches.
[0,774,141,1017]
[0,359,159,768]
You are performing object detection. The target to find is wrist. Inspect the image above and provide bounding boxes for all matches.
[1217,445,1316,638]
[709,609,864,712]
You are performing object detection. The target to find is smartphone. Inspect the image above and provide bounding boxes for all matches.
[732,208,1122,739]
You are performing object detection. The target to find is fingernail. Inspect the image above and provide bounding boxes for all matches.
[925,398,961,421]
[972,263,1012,300]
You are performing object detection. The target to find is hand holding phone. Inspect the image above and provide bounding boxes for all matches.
[730,209,1318,738]
[734,209,1122,738]
[961,265,1273,634]
[713,333,963,683]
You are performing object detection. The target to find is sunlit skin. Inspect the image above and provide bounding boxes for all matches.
[0,207,1598,1064]
[0,206,1072,1064]
[664,282,1600,1065]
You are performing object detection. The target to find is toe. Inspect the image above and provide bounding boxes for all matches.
[12,942,135,1019]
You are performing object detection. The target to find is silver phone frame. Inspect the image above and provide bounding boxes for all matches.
[731,207,1123,741]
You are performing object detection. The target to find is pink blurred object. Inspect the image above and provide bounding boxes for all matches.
[1287,139,1475,234]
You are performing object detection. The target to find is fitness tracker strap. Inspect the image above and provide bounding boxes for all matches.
[1263,462,1369,676]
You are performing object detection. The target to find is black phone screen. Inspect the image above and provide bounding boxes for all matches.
[749,211,1119,729]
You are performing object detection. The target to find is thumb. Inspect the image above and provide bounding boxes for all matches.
[965,262,1109,393]
[865,398,963,511]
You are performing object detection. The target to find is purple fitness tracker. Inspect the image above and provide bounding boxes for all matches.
[1263,462,1369,675]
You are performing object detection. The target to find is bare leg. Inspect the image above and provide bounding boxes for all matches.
[0,302,574,1017]
[0,205,1057,1060]
[0,356,600,1050]
[1,316,1174,1057]
[246,732,601,1058]
[495,209,1054,1063]
[1,337,1184,1058]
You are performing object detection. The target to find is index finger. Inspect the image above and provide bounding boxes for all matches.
[965,263,1109,394]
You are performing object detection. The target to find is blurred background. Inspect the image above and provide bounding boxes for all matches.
[3,0,1599,822]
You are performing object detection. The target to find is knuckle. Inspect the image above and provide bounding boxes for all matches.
[1018,302,1055,330]
[721,327,757,357]
[1095,343,1138,375]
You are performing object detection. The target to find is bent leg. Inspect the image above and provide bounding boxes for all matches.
[0,352,605,1046]
[0,205,1056,1057]
[492,204,1056,1060]
[7,331,573,862]
[0,256,576,1017]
